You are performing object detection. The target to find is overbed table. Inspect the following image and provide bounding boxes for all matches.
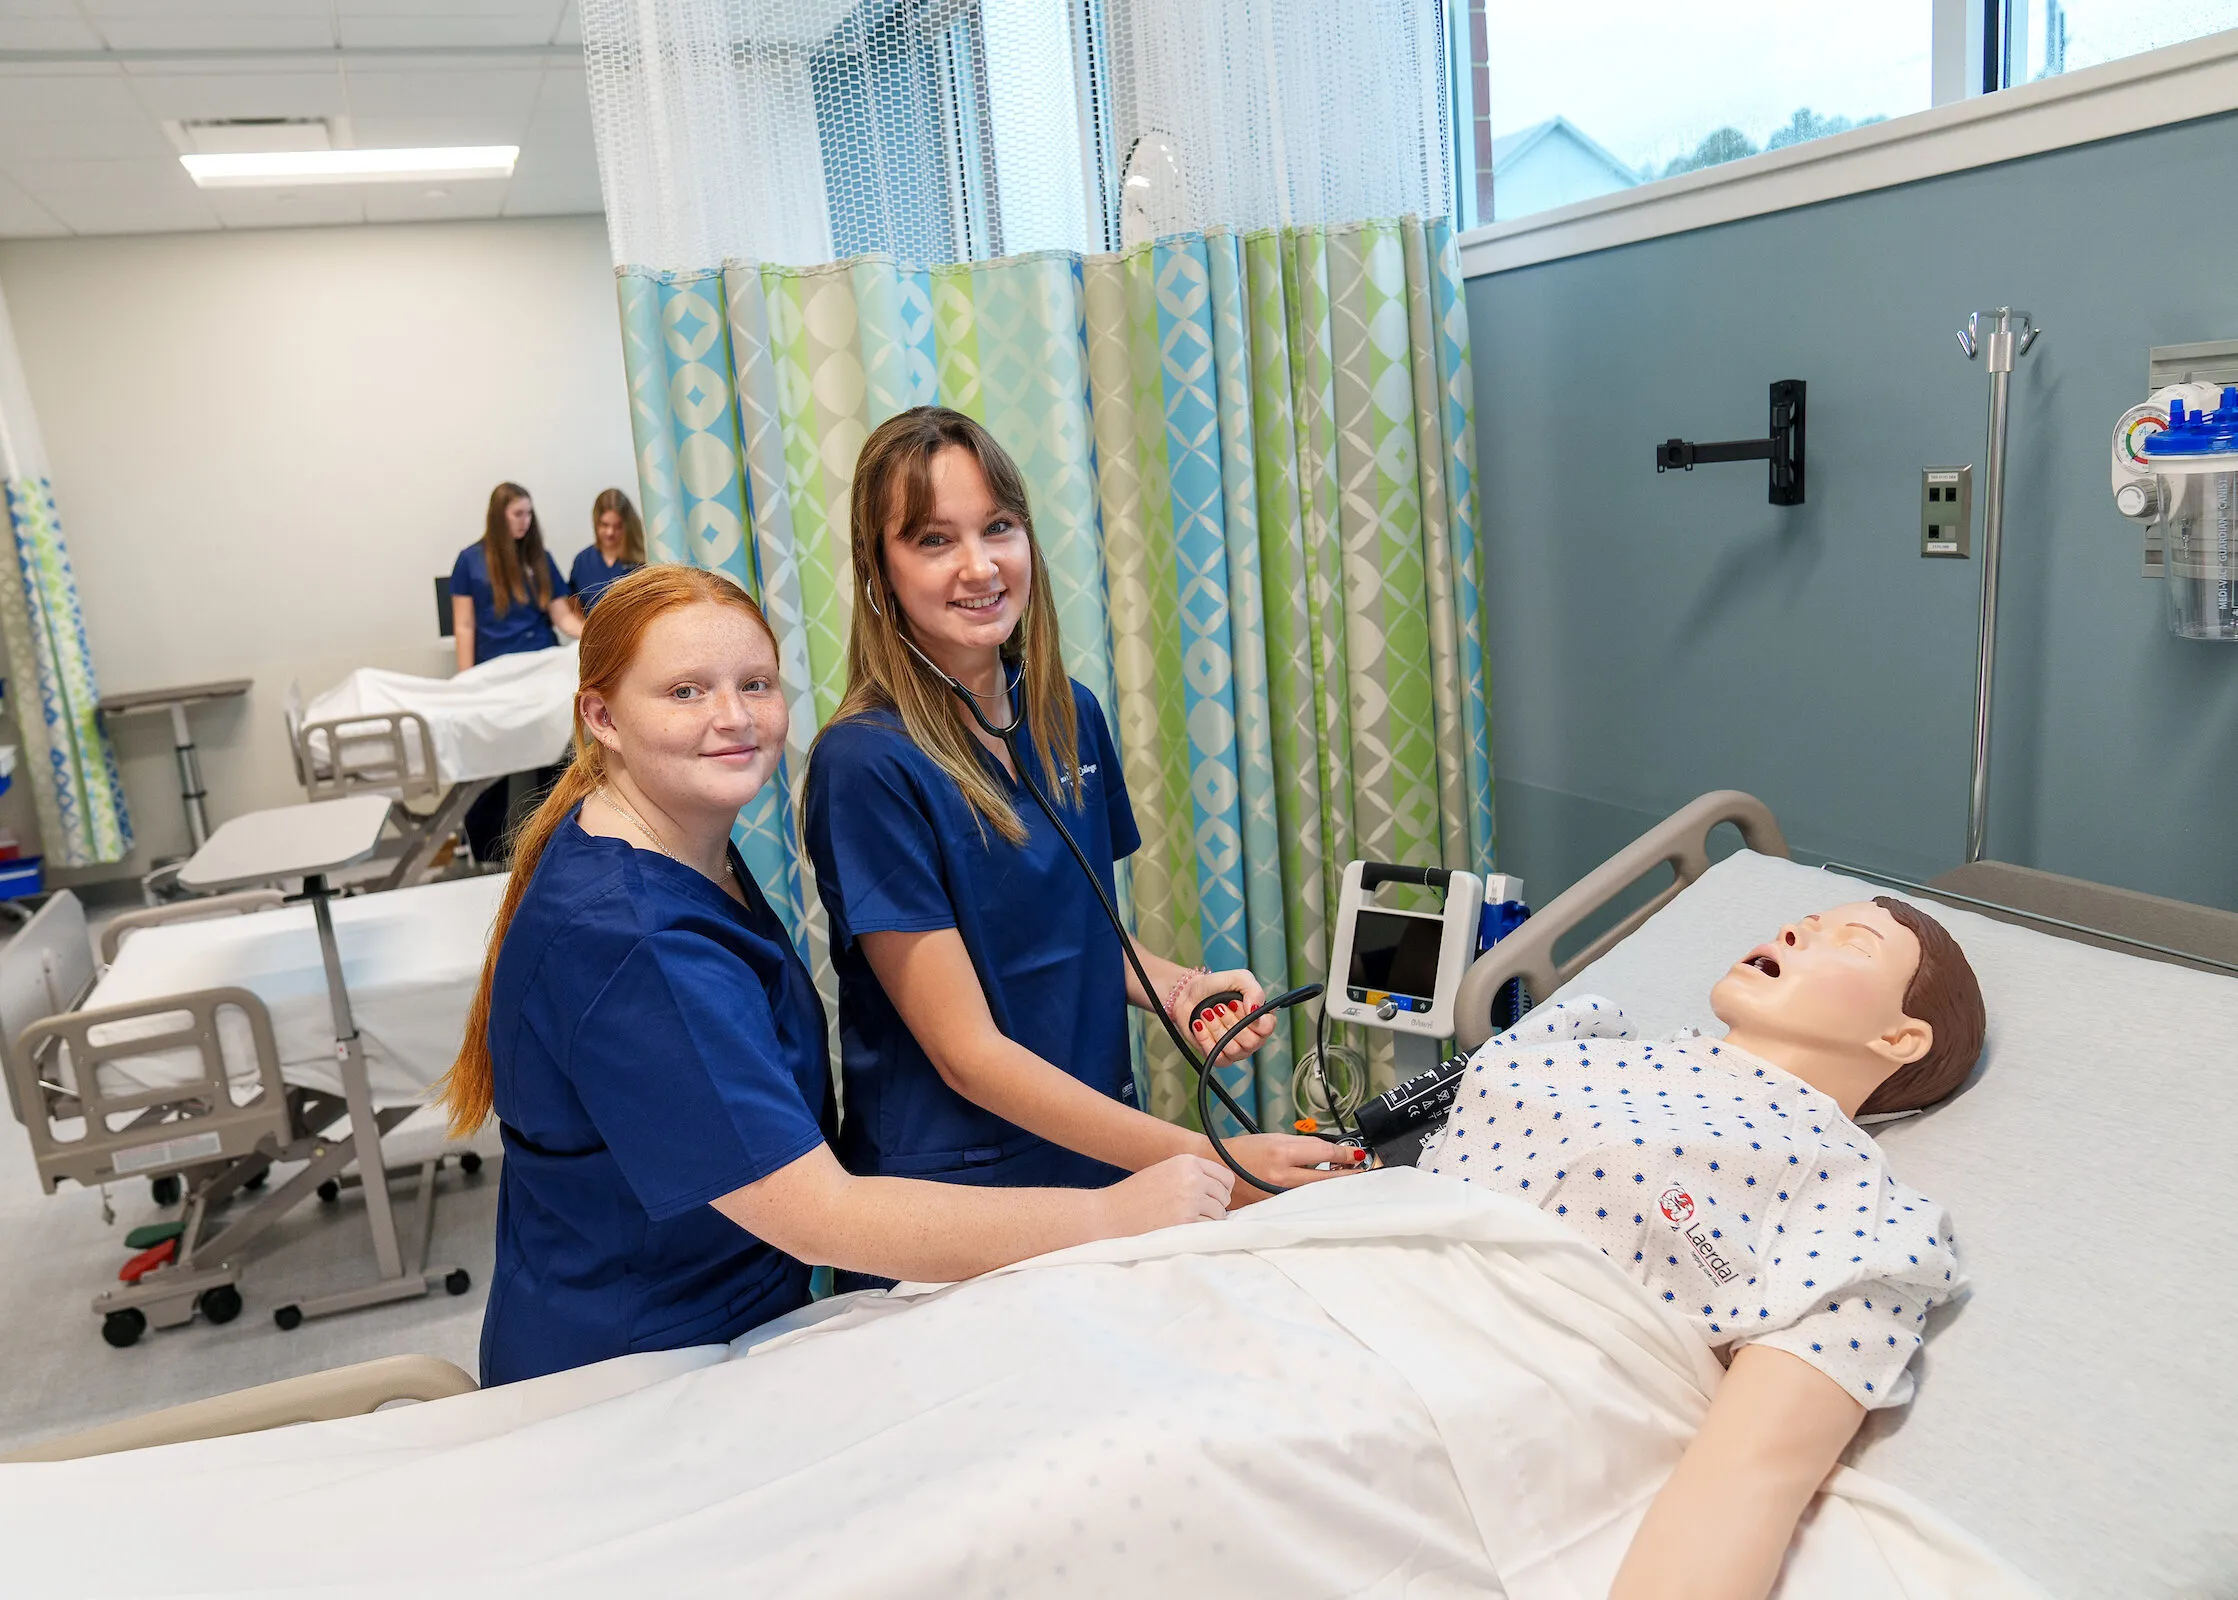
[177,796,467,1327]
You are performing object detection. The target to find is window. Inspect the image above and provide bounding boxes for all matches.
[1995,0,2238,86]
[1453,2,1934,228]
[1452,2,2238,230]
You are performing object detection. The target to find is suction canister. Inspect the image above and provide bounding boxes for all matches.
[2139,388,2238,641]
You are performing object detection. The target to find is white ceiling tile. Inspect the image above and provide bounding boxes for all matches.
[338,15,563,49]
[553,1,579,47]
[93,17,337,50]
[76,1,332,19]
[122,69,350,121]
[34,187,218,235]
[346,113,537,147]
[0,68,143,124]
[6,155,197,196]
[0,117,176,163]
[360,174,510,224]
[342,67,544,118]
[0,17,106,48]
[205,186,368,229]
[0,171,68,239]
[331,0,565,18]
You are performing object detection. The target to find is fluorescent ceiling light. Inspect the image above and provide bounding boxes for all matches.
[180,146,519,188]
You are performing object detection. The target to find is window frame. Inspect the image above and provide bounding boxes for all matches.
[1455,22,2238,278]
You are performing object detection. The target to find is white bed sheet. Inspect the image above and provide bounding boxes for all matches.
[79,875,506,1106]
[0,1174,2041,1599]
[1549,850,2238,1598]
[304,645,576,786]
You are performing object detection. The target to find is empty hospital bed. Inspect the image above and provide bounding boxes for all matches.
[1,793,2228,1598]
[286,644,577,887]
[3,858,505,1346]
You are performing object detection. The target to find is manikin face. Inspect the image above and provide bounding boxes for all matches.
[879,447,1032,670]
[578,602,787,820]
[596,509,628,557]
[1709,901,1932,1072]
[505,496,535,539]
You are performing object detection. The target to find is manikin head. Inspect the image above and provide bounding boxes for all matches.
[1708,898,1986,1119]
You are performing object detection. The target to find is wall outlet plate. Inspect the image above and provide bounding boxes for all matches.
[1922,465,1972,558]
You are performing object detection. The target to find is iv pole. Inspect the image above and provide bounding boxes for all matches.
[1954,307,2042,864]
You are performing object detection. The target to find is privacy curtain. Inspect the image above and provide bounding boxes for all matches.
[617,223,1487,1125]
[587,0,1488,1127]
[0,280,130,868]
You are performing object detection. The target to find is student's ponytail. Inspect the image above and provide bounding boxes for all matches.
[436,564,777,1138]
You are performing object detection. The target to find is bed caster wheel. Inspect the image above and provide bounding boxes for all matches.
[444,1268,472,1297]
[101,1309,146,1349]
[199,1285,243,1325]
[273,1305,303,1331]
[316,1180,340,1204]
[149,1175,182,1207]
[244,1170,268,1191]
[459,1150,483,1176]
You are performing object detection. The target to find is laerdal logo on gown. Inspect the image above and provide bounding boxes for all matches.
[1660,1183,1739,1287]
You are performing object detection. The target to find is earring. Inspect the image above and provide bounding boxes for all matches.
[864,579,884,619]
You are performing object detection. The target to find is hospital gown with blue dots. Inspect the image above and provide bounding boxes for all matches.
[1420,997,1961,1408]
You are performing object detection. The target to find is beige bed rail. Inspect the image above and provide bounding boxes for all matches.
[97,889,287,966]
[0,1355,478,1462]
[1453,791,1787,1053]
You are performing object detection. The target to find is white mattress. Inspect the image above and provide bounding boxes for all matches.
[1549,851,2237,1598]
[304,645,577,786]
[79,875,506,1106]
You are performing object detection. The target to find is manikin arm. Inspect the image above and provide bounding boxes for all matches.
[1610,1343,1865,1600]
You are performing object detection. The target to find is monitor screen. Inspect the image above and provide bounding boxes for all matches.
[1347,908,1445,1001]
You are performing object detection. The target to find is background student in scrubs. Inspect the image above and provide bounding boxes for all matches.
[439,563,1233,1386]
[570,487,645,615]
[804,408,1339,1221]
[449,481,583,862]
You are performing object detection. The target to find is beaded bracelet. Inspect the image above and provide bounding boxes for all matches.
[1162,965,1208,1026]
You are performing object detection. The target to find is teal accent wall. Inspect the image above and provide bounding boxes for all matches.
[1469,109,2238,911]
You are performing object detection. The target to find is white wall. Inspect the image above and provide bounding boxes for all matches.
[0,215,635,884]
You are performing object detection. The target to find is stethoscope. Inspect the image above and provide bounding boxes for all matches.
[867,578,1334,1194]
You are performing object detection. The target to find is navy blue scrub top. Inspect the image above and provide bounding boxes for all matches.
[451,543,570,664]
[804,679,1141,1191]
[480,810,833,1386]
[569,546,641,615]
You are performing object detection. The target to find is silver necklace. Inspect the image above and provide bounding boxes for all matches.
[599,785,734,881]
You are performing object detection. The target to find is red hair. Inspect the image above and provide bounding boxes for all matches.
[436,564,773,1136]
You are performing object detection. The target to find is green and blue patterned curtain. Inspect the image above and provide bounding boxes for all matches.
[617,218,1488,1127]
[0,284,131,868]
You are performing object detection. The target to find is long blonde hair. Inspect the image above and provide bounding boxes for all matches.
[436,563,775,1136]
[481,482,553,617]
[591,487,647,565]
[823,407,1079,845]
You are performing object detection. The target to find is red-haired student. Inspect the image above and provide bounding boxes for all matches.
[438,564,1233,1385]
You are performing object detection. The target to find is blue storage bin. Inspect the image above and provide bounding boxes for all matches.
[0,855,45,900]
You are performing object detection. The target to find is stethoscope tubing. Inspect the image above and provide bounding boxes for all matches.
[889,620,1306,1192]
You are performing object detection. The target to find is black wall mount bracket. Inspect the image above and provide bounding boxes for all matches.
[1654,379,1806,505]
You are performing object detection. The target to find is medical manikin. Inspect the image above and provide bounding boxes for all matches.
[1420,896,1986,1600]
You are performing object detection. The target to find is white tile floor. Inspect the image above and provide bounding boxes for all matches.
[0,885,503,1455]
[0,1111,501,1454]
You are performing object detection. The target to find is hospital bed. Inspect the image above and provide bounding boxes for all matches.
[2,809,505,1346]
[1454,791,2237,1597]
[1,793,2229,1598]
[286,643,578,886]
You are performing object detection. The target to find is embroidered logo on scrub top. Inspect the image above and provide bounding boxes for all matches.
[1056,763,1100,790]
[1661,1181,1739,1287]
